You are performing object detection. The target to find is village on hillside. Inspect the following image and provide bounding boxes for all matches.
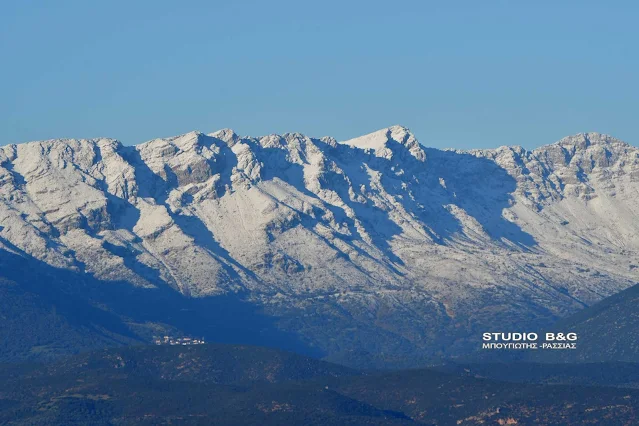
[154,336,206,346]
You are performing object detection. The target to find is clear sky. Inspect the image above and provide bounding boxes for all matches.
[1,1,637,149]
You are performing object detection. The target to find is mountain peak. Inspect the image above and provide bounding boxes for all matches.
[547,132,630,151]
[340,125,425,161]
[208,128,239,144]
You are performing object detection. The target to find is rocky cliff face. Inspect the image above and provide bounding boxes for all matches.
[1,127,638,365]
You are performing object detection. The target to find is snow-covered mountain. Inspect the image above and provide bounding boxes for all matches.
[1,126,638,365]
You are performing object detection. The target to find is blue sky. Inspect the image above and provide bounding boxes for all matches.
[1,1,637,149]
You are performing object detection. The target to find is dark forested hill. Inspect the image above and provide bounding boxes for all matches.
[0,343,357,385]
[435,362,639,388]
[1,344,639,425]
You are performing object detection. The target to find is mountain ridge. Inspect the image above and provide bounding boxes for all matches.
[1,126,638,366]
[5,126,632,150]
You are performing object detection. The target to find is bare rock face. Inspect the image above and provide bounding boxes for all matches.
[1,127,638,365]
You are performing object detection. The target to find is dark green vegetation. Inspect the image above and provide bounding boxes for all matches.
[0,344,356,386]
[1,344,639,425]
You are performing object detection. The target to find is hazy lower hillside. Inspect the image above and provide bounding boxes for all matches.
[528,282,639,364]
[1,127,638,365]
[1,344,638,426]
[0,247,317,363]
[0,247,142,362]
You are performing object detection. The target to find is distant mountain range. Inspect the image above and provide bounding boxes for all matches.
[1,127,638,366]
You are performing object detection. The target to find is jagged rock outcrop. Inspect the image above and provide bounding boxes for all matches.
[1,127,638,365]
